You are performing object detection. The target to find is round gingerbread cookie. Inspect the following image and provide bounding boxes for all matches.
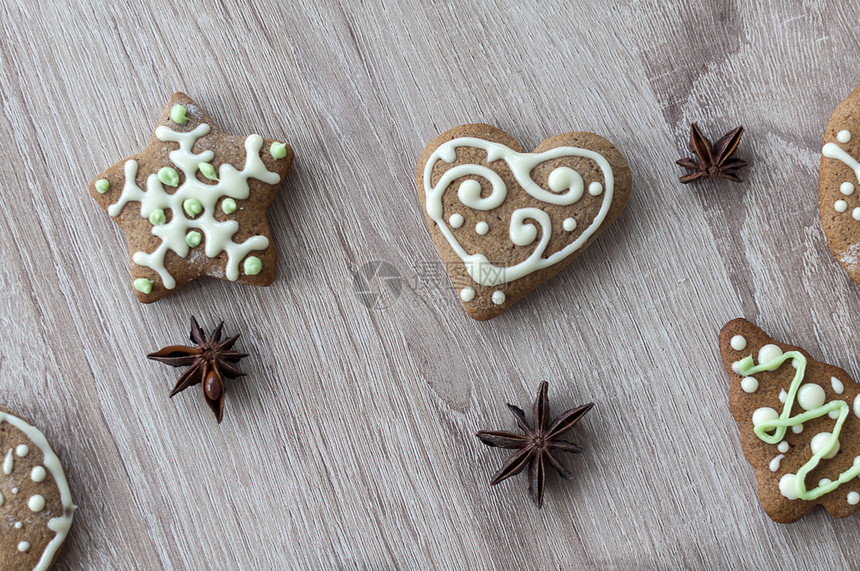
[0,407,75,570]
[820,84,860,282]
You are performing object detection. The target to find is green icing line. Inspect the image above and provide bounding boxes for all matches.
[158,167,180,187]
[738,351,856,501]
[270,142,287,160]
[185,231,202,247]
[221,198,237,214]
[183,198,203,218]
[170,104,188,124]
[243,256,262,275]
[133,278,152,294]
[199,162,218,181]
[149,208,166,225]
[95,179,110,194]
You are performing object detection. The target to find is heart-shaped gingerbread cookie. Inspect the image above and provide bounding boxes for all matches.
[820,84,860,283]
[415,124,632,320]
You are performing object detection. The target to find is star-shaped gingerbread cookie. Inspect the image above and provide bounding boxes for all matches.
[89,92,294,303]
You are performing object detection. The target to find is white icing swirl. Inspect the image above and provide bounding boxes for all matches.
[423,137,614,287]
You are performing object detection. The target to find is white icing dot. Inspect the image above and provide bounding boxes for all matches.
[588,181,603,196]
[18,541,29,553]
[475,221,489,235]
[838,130,852,144]
[15,444,28,457]
[841,182,856,196]
[731,361,743,374]
[849,491,860,505]
[792,424,804,434]
[741,377,759,393]
[778,441,789,453]
[829,409,840,419]
[31,466,46,483]
[769,454,785,472]
[758,344,783,365]
[28,494,45,512]
[852,207,860,221]
[854,394,860,418]
[11,487,18,495]
[0,492,4,507]
[779,390,788,403]
[460,287,475,302]
[14,521,21,529]
[562,218,577,232]
[797,383,826,410]
[449,213,464,228]
[3,449,13,475]
[811,432,839,459]
[752,407,779,428]
[832,377,845,395]
[491,291,505,305]
[820,478,833,487]
[836,200,849,213]
[730,335,747,351]
[779,473,798,500]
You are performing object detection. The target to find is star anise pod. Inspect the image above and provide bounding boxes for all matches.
[676,123,748,183]
[476,381,594,508]
[147,316,248,423]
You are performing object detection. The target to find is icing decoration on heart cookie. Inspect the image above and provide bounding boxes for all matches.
[423,138,615,286]
[416,124,631,320]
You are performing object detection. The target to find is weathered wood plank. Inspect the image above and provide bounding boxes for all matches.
[0,0,858,567]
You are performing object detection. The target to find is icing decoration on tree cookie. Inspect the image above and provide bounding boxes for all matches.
[89,92,294,303]
[415,124,632,321]
[720,318,860,523]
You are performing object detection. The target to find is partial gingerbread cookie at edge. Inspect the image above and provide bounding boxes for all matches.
[0,407,75,570]
[415,124,632,320]
[89,92,294,303]
[719,318,860,523]
[819,84,860,284]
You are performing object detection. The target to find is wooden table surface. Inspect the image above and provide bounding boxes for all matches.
[2,0,859,568]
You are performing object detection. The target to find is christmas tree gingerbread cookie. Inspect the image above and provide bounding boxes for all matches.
[89,92,294,303]
[720,318,860,523]
[415,124,632,321]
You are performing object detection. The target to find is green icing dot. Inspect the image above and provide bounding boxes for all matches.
[149,208,166,225]
[133,278,153,294]
[158,167,180,187]
[185,231,202,247]
[95,179,110,194]
[199,162,218,181]
[270,142,287,160]
[243,256,262,276]
[170,104,188,124]
[183,198,203,218]
[221,198,237,214]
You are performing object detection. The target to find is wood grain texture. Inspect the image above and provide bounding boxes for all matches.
[1,0,859,568]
